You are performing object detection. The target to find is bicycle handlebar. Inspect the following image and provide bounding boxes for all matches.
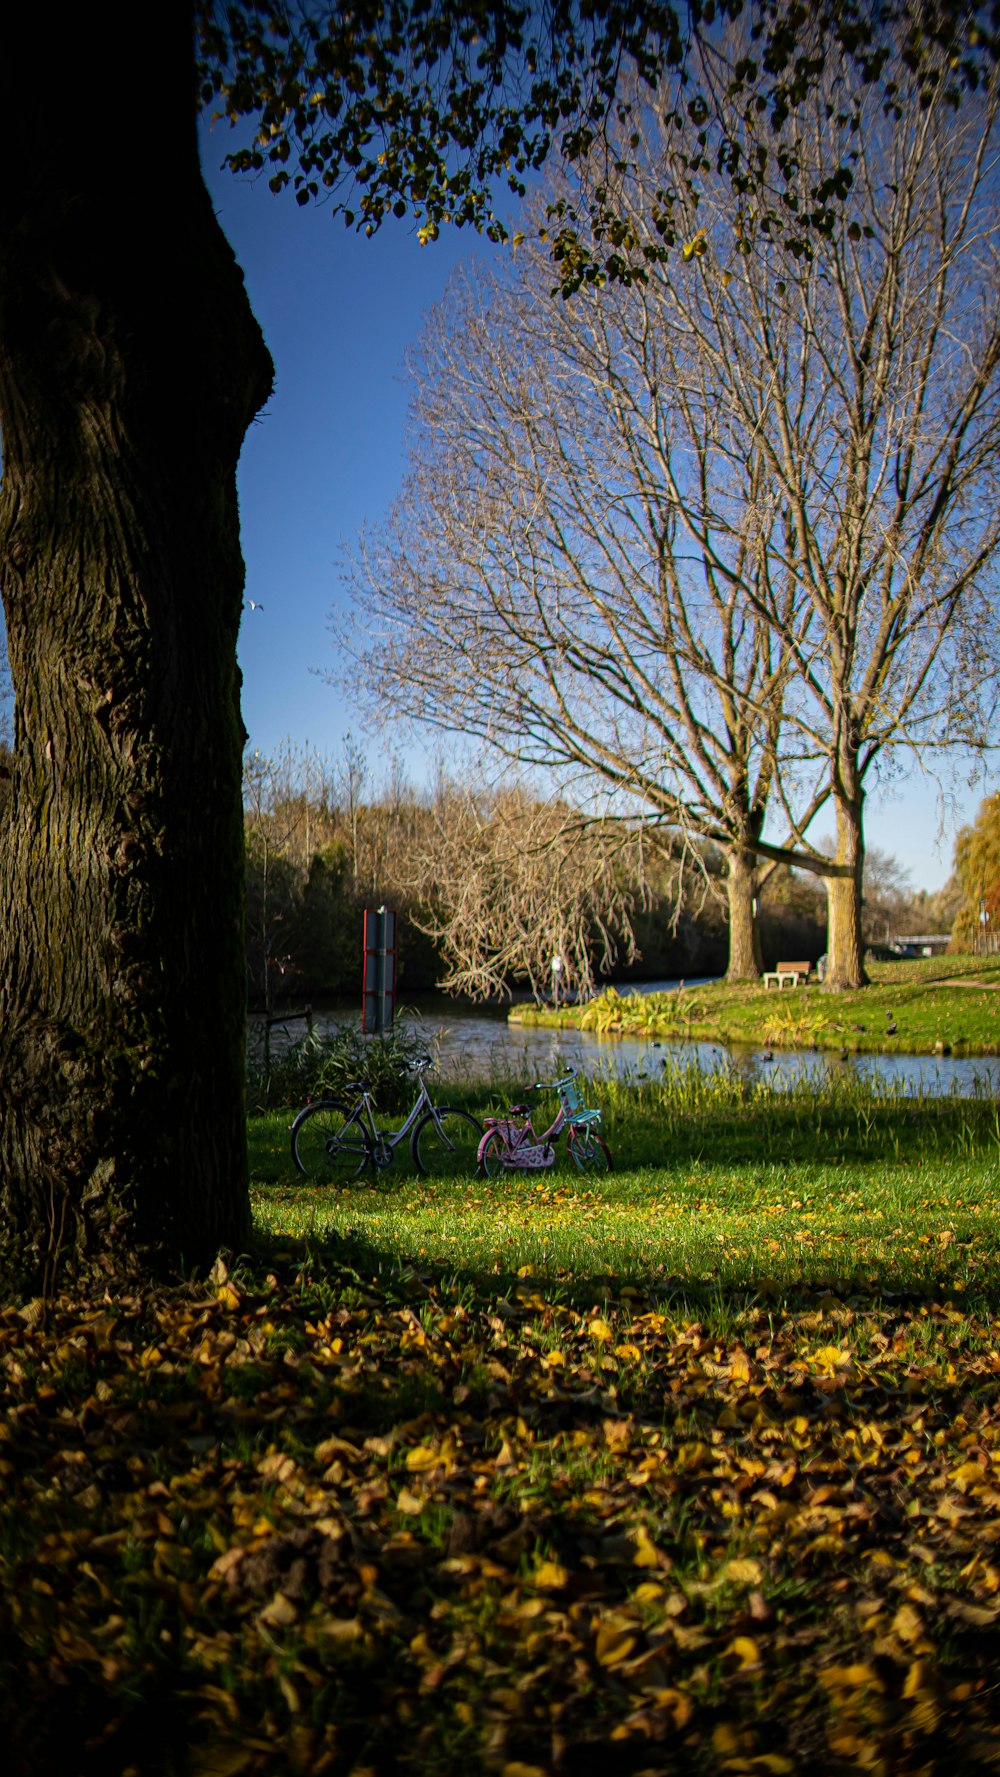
[533,1069,578,1090]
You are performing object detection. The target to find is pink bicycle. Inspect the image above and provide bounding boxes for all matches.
[477,1069,613,1176]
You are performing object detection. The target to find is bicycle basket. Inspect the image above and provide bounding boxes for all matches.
[556,1076,585,1116]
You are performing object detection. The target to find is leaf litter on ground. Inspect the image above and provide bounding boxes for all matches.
[3,1244,1000,1775]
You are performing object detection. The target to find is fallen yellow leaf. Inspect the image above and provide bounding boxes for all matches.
[652,1687,693,1728]
[633,1582,664,1604]
[712,1722,745,1755]
[406,1443,442,1472]
[727,1634,762,1669]
[819,1662,883,1691]
[258,1591,298,1628]
[951,1459,986,1490]
[903,1660,930,1700]
[892,1602,925,1643]
[722,1558,762,1585]
[630,1526,664,1569]
[207,1547,245,1584]
[314,1435,362,1466]
[595,1624,638,1666]
[532,1559,570,1589]
[258,1452,297,1484]
[812,1344,852,1369]
[499,1597,545,1622]
[404,1435,454,1478]
[315,1615,363,1645]
[911,1695,940,1731]
[730,1346,752,1383]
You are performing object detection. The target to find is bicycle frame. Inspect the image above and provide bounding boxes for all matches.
[303,1056,466,1170]
[479,1070,600,1171]
[481,1107,562,1170]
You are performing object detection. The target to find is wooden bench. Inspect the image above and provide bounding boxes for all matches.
[762,961,812,989]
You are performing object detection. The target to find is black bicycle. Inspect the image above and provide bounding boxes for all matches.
[290,1056,483,1181]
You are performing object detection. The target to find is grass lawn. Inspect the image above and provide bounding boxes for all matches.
[249,1084,1000,1298]
[2,1074,1000,1775]
[512,954,1000,1056]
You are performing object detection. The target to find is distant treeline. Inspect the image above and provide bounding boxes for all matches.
[242,744,959,1009]
[0,739,965,1006]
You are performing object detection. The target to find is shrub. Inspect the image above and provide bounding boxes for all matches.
[247,1014,432,1112]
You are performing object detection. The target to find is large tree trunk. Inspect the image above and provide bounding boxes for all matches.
[724,845,764,980]
[822,786,868,992]
[0,8,273,1287]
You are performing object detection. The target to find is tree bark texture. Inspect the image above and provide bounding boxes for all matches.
[724,846,764,981]
[822,784,868,992]
[0,6,273,1284]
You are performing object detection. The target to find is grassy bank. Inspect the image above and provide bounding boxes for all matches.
[2,1078,1000,1775]
[511,954,1000,1056]
[248,1067,1000,1293]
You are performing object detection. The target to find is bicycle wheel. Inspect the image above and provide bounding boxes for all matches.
[411,1108,484,1178]
[291,1100,372,1181]
[479,1129,508,1179]
[567,1125,613,1173]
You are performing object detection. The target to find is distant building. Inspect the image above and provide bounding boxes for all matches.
[869,934,951,960]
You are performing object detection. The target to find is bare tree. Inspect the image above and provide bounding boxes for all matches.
[337,261,830,981]
[243,745,316,1016]
[338,34,1000,990]
[330,731,367,890]
[663,54,1000,985]
[859,849,914,945]
[392,778,640,1002]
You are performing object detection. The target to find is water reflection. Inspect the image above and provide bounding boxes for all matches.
[251,988,1000,1100]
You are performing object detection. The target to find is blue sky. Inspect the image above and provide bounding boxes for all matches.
[200,121,487,759]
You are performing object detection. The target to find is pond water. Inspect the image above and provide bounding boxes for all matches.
[250,980,1000,1100]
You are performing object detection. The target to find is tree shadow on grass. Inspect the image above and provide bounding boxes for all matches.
[249,1220,1000,1324]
